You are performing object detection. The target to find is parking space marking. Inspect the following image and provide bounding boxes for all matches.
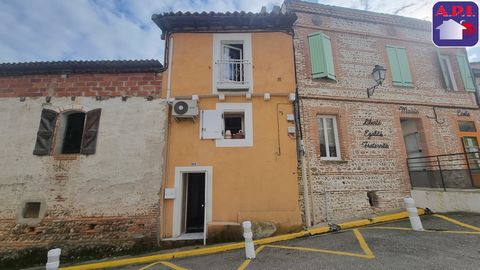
[237,245,266,270]
[138,261,187,270]
[433,214,480,232]
[237,229,374,269]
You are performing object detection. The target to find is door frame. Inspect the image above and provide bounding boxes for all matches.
[172,166,212,238]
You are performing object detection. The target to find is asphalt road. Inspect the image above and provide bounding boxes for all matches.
[105,213,480,270]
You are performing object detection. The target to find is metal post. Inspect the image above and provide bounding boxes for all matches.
[436,156,447,191]
[46,248,61,270]
[242,221,255,259]
[404,197,424,231]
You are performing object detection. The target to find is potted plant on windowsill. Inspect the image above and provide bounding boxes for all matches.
[232,130,245,139]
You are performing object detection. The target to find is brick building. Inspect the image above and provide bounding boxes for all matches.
[284,0,480,225]
[0,60,167,265]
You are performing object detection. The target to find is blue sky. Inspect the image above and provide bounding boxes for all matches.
[0,0,479,63]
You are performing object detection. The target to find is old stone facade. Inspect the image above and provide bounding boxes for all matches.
[0,61,167,264]
[284,0,480,224]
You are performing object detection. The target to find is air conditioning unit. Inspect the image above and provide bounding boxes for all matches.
[172,100,198,119]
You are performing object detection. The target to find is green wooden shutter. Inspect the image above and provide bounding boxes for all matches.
[456,53,476,92]
[386,46,403,86]
[322,34,336,80]
[387,46,413,87]
[396,48,413,87]
[308,32,336,80]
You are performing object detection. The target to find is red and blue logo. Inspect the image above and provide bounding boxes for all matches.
[433,1,478,47]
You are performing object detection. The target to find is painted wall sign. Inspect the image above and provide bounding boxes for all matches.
[361,141,390,149]
[364,130,384,139]
[363,118,382,125]
[399,106,419,114]
[457,109,470,116]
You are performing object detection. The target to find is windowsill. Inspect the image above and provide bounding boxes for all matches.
[216,138,252,147]
[320,159,348,163]
[311,76,337,83]
[392,83,414,88]
[52,154,81,160]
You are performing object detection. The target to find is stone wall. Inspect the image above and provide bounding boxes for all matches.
[286,0,480,223]
[0,72,167,264]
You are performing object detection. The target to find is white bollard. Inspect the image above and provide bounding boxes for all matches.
[404,197,423,231]
[242,221,256,259]
[46,248,61,270]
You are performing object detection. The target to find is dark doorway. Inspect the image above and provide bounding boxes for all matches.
[184,173,205,233]
[62,112,86,154]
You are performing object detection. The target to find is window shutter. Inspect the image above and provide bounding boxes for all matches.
[437,51,450,89]
[386,46,403,85]
[308,32,336,80]
[33,109,58,155]
[456,53,476,92]
[81,108,101,155]
[201,110,223,139]
[396,47,413,87]
[387,46,412,87]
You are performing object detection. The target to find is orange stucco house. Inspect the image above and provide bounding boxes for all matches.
[152,10,302,242]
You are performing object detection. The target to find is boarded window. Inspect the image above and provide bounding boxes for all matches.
[308,32,336,80]
[386,45,413,87]
[33,109,58,155]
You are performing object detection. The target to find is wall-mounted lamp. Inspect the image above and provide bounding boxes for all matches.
[366,65,387,98]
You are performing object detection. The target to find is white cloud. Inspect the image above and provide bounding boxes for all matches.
[0,0,478,63]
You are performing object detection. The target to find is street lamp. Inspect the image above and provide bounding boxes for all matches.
[367,65,387,98]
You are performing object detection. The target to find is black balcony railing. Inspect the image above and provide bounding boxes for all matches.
[407,151,480,190]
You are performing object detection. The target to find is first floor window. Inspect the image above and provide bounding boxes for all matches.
[317,115,341,159]
[224,112,244,139]
[33,108,102,156]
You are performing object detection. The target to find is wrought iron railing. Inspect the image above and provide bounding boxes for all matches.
[407,151,480,190]
[215,59,250,90]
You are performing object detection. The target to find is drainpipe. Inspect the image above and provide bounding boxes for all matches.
[158,34,174,244]
[300,140,312,227]
[166,35,174,100]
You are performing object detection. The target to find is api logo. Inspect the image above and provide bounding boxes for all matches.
[433,1,478,47]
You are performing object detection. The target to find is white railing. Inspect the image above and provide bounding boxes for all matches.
[215,59,250,90]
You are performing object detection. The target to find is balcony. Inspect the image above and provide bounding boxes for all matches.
[215,59,251,91]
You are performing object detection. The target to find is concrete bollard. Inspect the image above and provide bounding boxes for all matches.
[242,221,256,259]
[46,248,61,270]
[404,197,424,231]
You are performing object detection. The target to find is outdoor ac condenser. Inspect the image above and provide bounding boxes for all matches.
[172,99,198,119]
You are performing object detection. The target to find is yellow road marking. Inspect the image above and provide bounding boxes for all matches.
[353,229,374,258]
[263,229,374,260]
[433,214,480,232]
[161,261,188,270]
[138,261,187,270]
[138,261,163,270]
[236,245,266,270]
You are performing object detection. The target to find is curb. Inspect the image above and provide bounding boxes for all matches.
[60,209,425,270]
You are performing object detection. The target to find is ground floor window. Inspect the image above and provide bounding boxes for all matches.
[317,115,341,160]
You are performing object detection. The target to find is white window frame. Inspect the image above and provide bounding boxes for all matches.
[216,103,253,147]
[212,33,253,94]
[440,55,458,91]
[317,115,341,160]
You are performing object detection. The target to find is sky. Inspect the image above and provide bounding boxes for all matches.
[0,0,479,63]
